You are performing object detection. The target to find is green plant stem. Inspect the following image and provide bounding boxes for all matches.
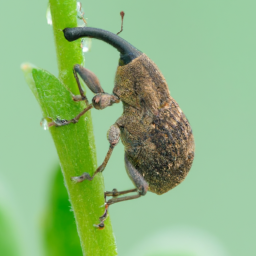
[45,0,116,255]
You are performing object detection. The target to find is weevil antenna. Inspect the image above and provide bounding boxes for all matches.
[117,11,125,35]
[63,27,142,64]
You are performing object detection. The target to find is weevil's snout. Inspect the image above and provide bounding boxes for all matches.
[92,93,120,110]
[63,27,142,65]
[63,28,80,42]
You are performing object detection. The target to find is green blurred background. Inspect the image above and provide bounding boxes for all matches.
[0,0,255,255]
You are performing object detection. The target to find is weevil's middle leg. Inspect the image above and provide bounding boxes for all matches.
[71,124,121,182]
[71,144,115,182]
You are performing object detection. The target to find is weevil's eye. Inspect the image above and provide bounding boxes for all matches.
[119,52,140,66]
[119,54,132,66]
[119,58,125,66]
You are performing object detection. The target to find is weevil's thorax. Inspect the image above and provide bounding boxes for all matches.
[113,54,171,114]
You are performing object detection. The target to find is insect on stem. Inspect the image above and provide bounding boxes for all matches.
[62,20,195,229]
[117,11,125,35]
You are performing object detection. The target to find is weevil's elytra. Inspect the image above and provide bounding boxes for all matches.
[60,26,195,228]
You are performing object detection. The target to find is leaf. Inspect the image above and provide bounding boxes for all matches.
[22,63,82,120]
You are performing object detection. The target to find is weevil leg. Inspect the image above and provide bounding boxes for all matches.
[124,153,149,196]
[98,188,137,221]
[71,124,121,182]
[94,156,149,229]
[104,188,137,198]
[71,144,115,182]
[73,65,120,109]
[49,65,97,127]
[94,188,140,229]
[50,65,119,127]
[74,64,104,94]
[95,195,141,229]
[48,104,93,127]
[71,66,89,104]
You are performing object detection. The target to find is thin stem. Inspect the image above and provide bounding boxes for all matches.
[48,0,117,255]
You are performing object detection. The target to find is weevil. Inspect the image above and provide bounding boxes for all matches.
[55,26,195,229]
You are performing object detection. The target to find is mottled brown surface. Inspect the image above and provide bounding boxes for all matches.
[113,54,195,195]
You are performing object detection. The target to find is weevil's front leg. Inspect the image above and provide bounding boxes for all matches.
[51,65,119,127]
[71,65,89,104]
[71,124,121,182]
[72,65,120,108]
[72,64,103,103]
[48,104,93,127]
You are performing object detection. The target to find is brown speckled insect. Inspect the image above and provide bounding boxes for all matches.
[56,26,195,229]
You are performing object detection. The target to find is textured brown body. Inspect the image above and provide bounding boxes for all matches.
[113,54,195,195]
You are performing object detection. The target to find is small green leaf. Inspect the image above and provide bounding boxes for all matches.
[32,67,84,120]
[21,63,39,101]
[22,63,83,120]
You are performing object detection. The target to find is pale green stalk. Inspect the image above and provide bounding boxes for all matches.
[22,0,117,255]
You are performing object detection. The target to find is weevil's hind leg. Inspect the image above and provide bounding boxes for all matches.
[104,188,138,198]
[124,153,149,196]
[71,124,121,182]
[94,156,149,229]
[94,188,138,229]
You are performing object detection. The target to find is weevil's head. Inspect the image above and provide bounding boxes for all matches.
[63,27,142,66]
